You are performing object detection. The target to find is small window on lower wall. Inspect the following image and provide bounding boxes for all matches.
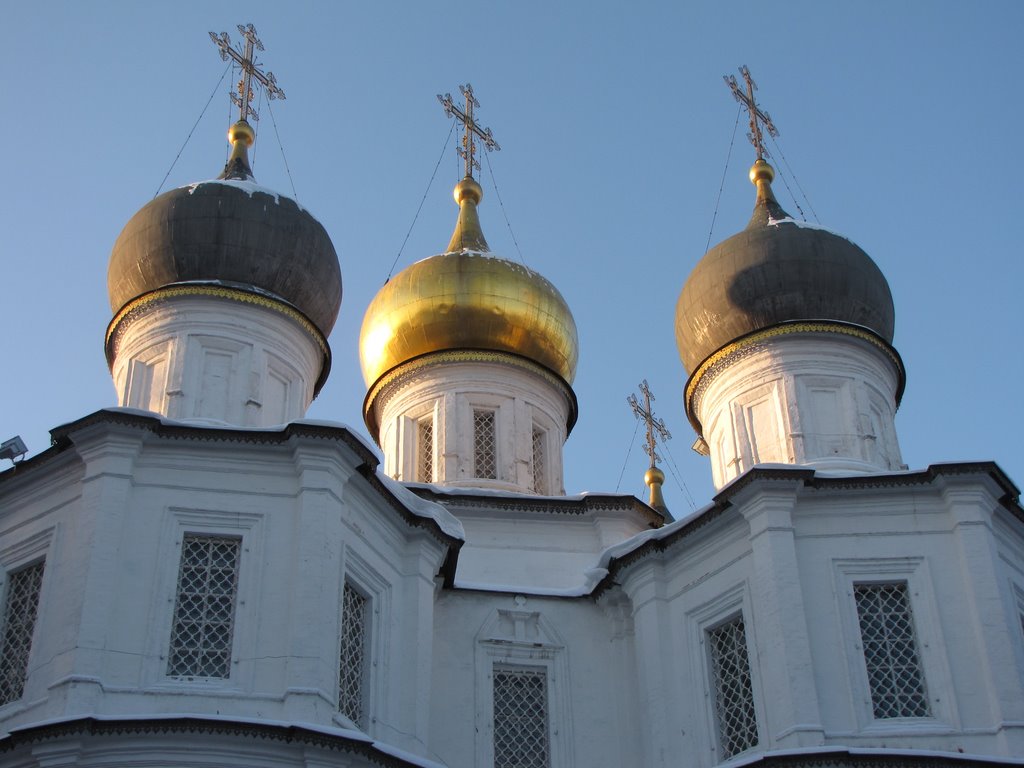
[531,426,547,494]
[707,614,758,758]
[853,581,930,719]
[417,416,434,483]
[339,580,369,726]
[493,664,550,768]
[474,409,497,480]
[0,560,46,706]
[166,535,241,679]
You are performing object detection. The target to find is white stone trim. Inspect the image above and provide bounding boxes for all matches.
[833,557,958,732]
[695,333,903,489]
[111,294,323,427]
[374,359,570,494]
[143,508,264,693]
[0,528,52,713]
[474,604,573,768]
[686,582,762,761]
[335,548,391,736]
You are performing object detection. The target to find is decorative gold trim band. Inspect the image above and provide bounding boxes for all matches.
[106,285,328,354]
[683,321,905,435]
[362,349,578,444]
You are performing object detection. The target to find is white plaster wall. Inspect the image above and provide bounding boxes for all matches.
[374,360,571,495]
[616,472,1024,767]
[449,504,657,592]
[110,295,325,427]
[694,334,904,489]
[428,590,641,768]
[0,419,448,763]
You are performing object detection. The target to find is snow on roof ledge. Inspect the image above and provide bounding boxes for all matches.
[376,472,465,541]
[46,409,464,542]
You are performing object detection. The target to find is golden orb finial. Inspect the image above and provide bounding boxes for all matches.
[644,466,669,515]
[228,120,255,147]
[220,120,256,181]
[749,158,778,205]
[454,176,483,205]
[446,175,489,253]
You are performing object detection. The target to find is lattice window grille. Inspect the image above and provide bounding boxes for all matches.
[0,561,45,706]
[418,416,434,482]
[532,426,546,494]
[339,580,368,725]
[493,665,550,768]
[166,535,240,679]
[854,582,930,719]
[474,409,497,480]
[707,615,758,758]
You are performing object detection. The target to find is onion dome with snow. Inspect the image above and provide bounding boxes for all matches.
[359,175,579,436]
[676,159,897,375]
[106,120,342,370]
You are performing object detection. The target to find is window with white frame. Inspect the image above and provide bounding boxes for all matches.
[531,426,547,494]
[166,534,241,678]
[493,664,550,768]
[707,614,758,758]
[474,409,497,480]
[853,581,930,719]
[339,579,369,725]
[417,415,434,482]
[0,561,45,706]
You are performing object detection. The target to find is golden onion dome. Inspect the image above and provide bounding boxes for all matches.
[359,176,578,390]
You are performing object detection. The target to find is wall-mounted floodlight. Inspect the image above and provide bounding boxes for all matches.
[0,436,28,465]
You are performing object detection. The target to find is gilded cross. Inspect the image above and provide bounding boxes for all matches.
[437,83,500,178]
[210,23,286,124]
[628,380,672,468]
[724,65,779,160]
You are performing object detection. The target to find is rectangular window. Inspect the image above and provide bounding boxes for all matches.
[339,580,369,725]
[707,614,758,758]
[417,416,434,482]
[531,426,546,494]
[167,535,241,679]
[854,582,930,719]
[493,665,550,768]
[0,561,45,706]
[474,409,497,480]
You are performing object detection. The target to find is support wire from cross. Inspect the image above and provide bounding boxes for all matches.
[628,380,672,469]
[437,83,501,178]
[724,65,778,160]
[210,23,286,124]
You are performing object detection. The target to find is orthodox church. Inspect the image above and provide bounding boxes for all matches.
[0,31,1022,768]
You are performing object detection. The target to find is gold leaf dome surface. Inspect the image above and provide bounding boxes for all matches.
[359,251,578,388]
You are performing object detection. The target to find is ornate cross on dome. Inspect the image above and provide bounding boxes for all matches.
[724,65,779,160]
[210,23,286,124]
[628,380,672,468]
[437,83,501,178]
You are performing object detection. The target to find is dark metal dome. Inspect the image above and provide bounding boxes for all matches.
[675,161,894,374]
[108,123,341,336]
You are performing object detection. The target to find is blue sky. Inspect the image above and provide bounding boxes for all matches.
[2,2,1021,510]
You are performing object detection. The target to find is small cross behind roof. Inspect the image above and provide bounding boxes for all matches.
[628,380,672,469]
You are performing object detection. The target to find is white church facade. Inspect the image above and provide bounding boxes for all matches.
[1,37,1023,768]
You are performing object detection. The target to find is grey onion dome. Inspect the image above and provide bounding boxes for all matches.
[107,121,342,336]
[675,160,895,374]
